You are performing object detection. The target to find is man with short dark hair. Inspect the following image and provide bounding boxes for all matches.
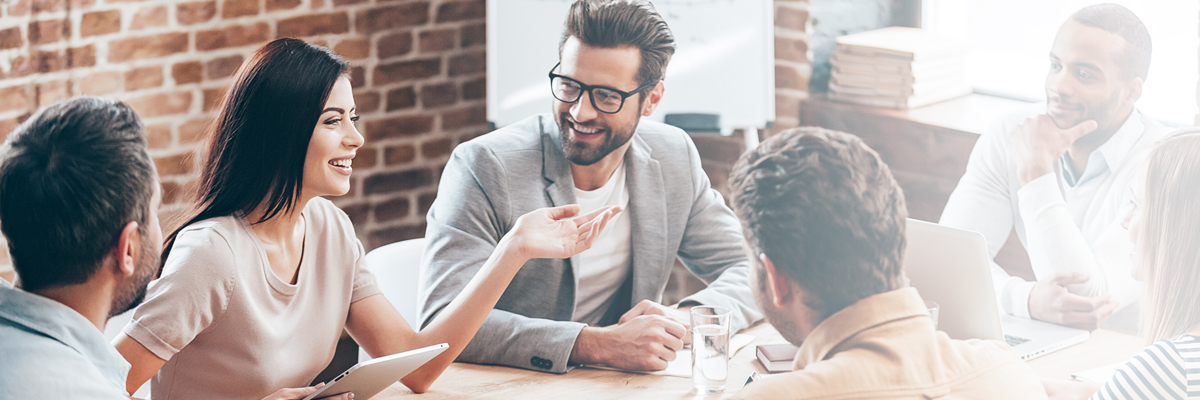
[940,4,1166,332]
[0,97,162,398]
[725,127,1047,399]
[419,0,760,373]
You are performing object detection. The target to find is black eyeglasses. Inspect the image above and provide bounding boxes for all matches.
[548,63,656,114]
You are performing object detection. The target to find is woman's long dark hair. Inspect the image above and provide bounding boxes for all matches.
[161,38,348,268]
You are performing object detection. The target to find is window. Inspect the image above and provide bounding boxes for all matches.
[923,0,1199,126]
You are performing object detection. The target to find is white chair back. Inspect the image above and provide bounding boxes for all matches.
[359,237,426,361]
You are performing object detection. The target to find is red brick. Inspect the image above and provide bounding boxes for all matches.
[377,31,413,59]
[775,64,807,92]
[160,180,183,205]
[126,91,192,118]
[368,223,426,250]
[28,19,68,45]
[419,28,456,53]
[154,151,195,177]
[30,0,63,13]
[775,36,808,64]
[333,0,365,5]
[0,117,23,143]
[356,3,429,34]
[449,51,484,76]
[0,85,30,114]
[31,50,62,73]
[436,0,484,22]
[349,66,365,88]
[146,123,172,149]
[80,10,121,37]
[79,71,122,95]
[0,27,22,50]
[131,5,169,30]
[420,82,456,107]
[366,115,433,140]
[177,1,217,25]
[353,147,378,170]
[179,117,209,144]
[66,45,96,68]
[775,7,809,29]
[340,201,369,226]
[374,197,410,222]
[776,93,801,122]
[355,90,380,112]
[278,12,348,37]
[386,87,416,111]
[421,138,452,159]
[172,61,203,84]
[364,168,433,195]
[221,0,258,18]
[442,105,486,130]
[197,22,269,51]
[374,59,440,85]
[385,144,415,165]
[334,38,369,60]
[7,0,30,16]
[266,0,300,11]
[461,23,484,48]
[205,55,243,80]
[203,86,228,111]
[109,33,189,62]
[125,65,165,91]
[418,192,436,215]
[462,77,485,100]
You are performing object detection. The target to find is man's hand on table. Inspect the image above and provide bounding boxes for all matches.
[620,300,693,345]
[570,313,686,371]
[1007,114,1097,185]
[1028,272,1118,330]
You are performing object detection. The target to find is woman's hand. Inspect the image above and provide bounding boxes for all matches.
[507,204,621,260]
[261,383,353,400]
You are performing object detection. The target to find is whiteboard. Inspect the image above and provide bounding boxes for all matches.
[487,0,775,133]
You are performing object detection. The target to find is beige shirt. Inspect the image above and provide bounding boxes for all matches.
[124,198,381,400]
[727,288,1047,400]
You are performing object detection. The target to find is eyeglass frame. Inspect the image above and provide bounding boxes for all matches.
[548,62,658,114]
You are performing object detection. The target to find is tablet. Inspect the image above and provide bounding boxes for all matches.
[303,343,449,400]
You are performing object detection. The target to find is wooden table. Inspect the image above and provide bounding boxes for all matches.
[373,323,1145,399]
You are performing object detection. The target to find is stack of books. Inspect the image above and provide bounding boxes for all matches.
[829,26,972,109]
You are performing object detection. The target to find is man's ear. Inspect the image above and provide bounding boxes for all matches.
[760,254,793,307]
[1125,76,1144,105]
[111,221,140,279]
[641,81,665,117]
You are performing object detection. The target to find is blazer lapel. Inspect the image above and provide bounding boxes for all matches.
[624,134,669,304]
[541,118,579,319]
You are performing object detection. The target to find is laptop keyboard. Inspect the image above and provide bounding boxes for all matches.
[1005,334,1031,347]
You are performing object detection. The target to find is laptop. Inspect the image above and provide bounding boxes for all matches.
[902,218,1089,360]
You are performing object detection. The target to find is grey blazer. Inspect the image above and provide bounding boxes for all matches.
[417,114,762,373]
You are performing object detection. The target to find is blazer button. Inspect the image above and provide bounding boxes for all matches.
[530,356,553,370]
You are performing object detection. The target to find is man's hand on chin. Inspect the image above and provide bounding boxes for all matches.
[568,314,686,371]
[1028,272,1118,331]
[1008,114,1098,185]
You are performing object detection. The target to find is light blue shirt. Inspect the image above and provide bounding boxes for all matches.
[0,284,130,399]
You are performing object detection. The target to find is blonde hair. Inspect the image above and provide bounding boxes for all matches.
[1140,129,1200,342]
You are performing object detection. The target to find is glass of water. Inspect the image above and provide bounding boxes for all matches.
[691,305,731,394]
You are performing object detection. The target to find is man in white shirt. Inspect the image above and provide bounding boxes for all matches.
[940,4,1165,331]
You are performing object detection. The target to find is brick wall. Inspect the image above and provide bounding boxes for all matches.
[0,0,487,254]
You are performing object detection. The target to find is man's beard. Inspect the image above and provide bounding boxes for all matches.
[556,112,638,166]
[108,236,159,319]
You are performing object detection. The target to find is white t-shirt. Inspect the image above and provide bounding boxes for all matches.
[570,161,633,326]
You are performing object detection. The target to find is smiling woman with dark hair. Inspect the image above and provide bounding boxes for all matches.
[111,38,619,400]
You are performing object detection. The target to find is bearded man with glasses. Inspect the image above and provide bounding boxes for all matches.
[418,0,762,373]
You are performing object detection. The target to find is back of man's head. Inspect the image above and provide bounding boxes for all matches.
[1071,3,1152,80]
[560,0,676,88]
[730,127,907,319]
[0,97,155,292]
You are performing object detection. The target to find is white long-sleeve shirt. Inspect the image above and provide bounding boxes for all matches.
[940,105,1167,326]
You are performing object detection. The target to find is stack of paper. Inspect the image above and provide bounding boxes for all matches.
[829,26,972,109]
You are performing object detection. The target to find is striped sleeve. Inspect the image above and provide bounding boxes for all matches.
[1090,336,1200,400]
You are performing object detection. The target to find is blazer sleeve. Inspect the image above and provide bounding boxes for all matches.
[417,145,585,374]
[675,136,764,333]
